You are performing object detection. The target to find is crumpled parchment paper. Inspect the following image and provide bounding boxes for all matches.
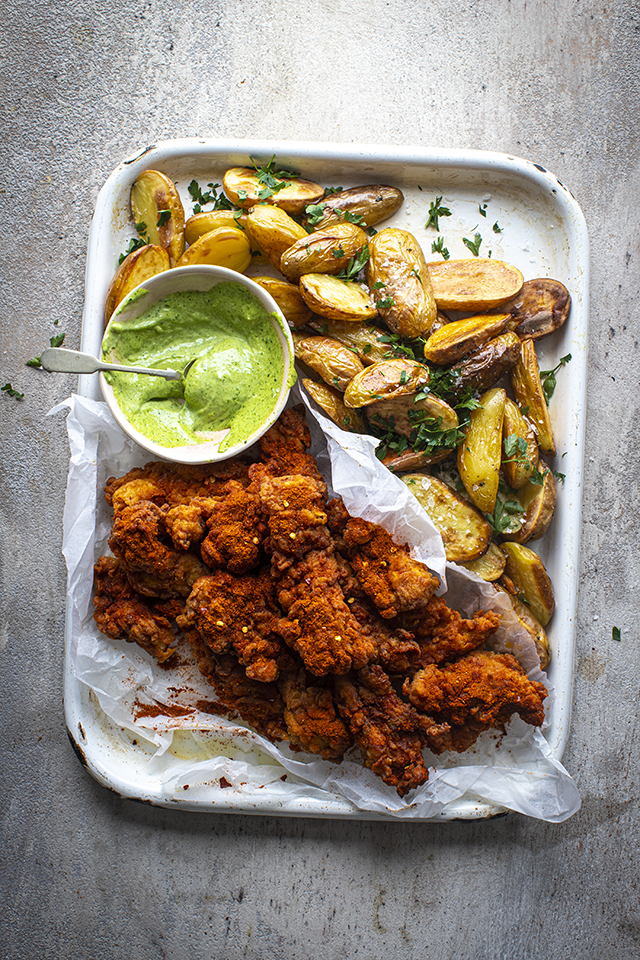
[52,389,581,821]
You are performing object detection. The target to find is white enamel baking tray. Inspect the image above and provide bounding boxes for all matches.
[65,138,588,820]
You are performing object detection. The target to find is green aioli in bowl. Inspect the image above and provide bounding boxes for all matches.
[102,282,289,451]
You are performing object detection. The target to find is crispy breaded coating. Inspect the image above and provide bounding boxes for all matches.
[164,497,218,551]
[93,556,178,662]
[250,405,323,483]
[280,669,352,760]
[334,665,429,796]
[343,516,439,619]
[259,474,331,561]
[178,569,294,683]
[109,500,207,598]
[105,459,250,508]
[404,594,501,665]
[404,650,547,735]
[199,481,268,574]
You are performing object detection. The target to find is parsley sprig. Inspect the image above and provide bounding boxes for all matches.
[250,155,299,200]
[540,354,572,404]
[425,196,452,231]
[335,245,370,280]
[187,179,233,214]
[462,232,482,256]
[431,236,450,260]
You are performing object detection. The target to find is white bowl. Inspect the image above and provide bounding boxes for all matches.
[100,265,296,464]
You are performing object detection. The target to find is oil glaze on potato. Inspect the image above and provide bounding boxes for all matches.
[402,473,491,563]
[299,274,376,322]
[280,223,369,282]
[223,167,324,214]
[501,278,571,340]
[343,358,430,408]
[185,210,255,247]
[302,378,366,432]
[510,339,556,455]
[364,393,458,440]
[461,542,507,582]
[448,332,521,401]
[422,313,513,364]
[252,277,312,328]
[309,184,404,229]
[246,205,308,271]
[502,397,539,489]
[367,229,438,338]
[500,542,555,626]
[307,318,392,365]
[426,259,523,311]
[294,335,364,391]
[494,584,551,668]
[130,170,185,267]
[175,225,252,272]
[104,244,170,327]
[501,463,556,544]
[457,387,506,514]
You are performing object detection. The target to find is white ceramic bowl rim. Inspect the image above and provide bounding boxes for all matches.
[100,264,295,464]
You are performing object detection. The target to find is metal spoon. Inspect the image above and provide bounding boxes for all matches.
[39,347,194,381]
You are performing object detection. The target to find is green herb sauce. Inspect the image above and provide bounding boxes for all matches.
[102,282,290,451]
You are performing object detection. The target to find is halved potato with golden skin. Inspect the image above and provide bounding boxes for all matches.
[175,226,252,272]
[494,583,550,668]
[343,358,430,408]
[280,223,369,282]
[223,167,324,214]
[302,378,366,432]
[457,387,506,513]
[401,473,491,562]
[299,274,377,322]
[130,170,185,267]
[307,318,391,365]
[422,313,513,364]
[510,339,556,455]
[185,210,254,246]
[461,542,507,582]
[426,259,523,311]
[365,392,458,440]
[501,278,571,341]
[252,277,312,329]
[367,228,438,339]
[500,542,555,626]
[307,184,404,229]
[104,244,170,327]
[501,463,556,544]
[447,332,522,400]
[502,397,539,489]
[245,205,308,272]
[294,335,364,391]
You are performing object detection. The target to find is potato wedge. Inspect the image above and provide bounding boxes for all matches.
[461,542,507,582]
[294,335,364,391]
[185,210,254,246]
[307,318,392,365]
[501,463,556,544]
[104,244,170,327]
[300,274,376,322]
[381,445,454,472]
[500,542,555,626]
[245,205,308,272]
[223,166,324,214]
[501,278,571,340]
[367,228,438,338]
[307,184,404,229]
[302,378,366,432]
[422,313,513,364]
[130,170,185,267]
[510,338,556,455]
[426,259,523,311]
[494,584,550,668]
[457,387,506,513]
[280,223,369,282]
[402,473,491,563]
[447,332,522,400]
[343,359,430,408]
[251,277,312,329]
[365,392,458,440]
[175,226,252,272]
[502,397,539,489]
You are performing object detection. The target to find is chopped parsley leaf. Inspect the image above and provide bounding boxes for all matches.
[478,203,488,218]
[156,209,171,227]
[462,233,482,256]
[2,383,24,400]
[26,357,42,368]
[425,196,452,231]
[493,221,503,233]
[50,332,66,348]
[118,236,148,265]
[612,626,621,642]
[540,354,572,404]
[431,236,450,260]
[335,245,370,281]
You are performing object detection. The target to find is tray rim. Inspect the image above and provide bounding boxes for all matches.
[67,137,589,821]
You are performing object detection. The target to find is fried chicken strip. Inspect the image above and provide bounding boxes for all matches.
[109,500,208,598]
[280,669,352,760]
[248,405,323,485]
[404,650,548,752]
[343,516,439,619]
[178,569,294,682]
[105,458,250,509]
[404,594,501,665]
[93,556,179,662]
[334,665,431,796]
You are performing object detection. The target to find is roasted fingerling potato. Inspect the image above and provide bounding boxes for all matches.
[502,397,539,489]
[501,278,571,341]
[446,332,522,400]
[367,229,438,339]
[302,378,366,432]
[299,274,377,322]
[130,170,185,267]
[307,184,404,229]
[343,358,430,408]
[422,313,514,365]
[223,166,324,214]
[500,541,555,626]
[175,225,252,272]
[104,244,170,327]
[280,223,369,282]
[251,277,313,329]
[457,386,506,514]
[501,463,556,544]
[307,318,393,366]
[402,473,491,563]
[245,205,308,272]
[426,259,524,311]
[510,338,556,455]
[294,335,365,391]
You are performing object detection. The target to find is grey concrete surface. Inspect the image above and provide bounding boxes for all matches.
[1,1,639,957]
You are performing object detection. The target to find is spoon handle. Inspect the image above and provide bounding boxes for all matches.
[40,347,181,380]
